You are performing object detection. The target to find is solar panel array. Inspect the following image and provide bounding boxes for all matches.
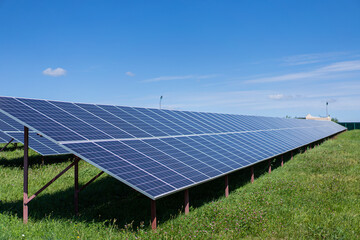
[0,96,346,199]
[0,112,69,156]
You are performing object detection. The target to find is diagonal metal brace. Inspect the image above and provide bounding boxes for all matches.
[0,138,14,152]
[26,161,76,204]
[79,171,104,192]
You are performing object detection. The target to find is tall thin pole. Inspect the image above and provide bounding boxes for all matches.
[23,127,29,224]
[0,138,14,152]
[268,159,271,174]
[225,175,229,197]
[251,166,254,183]
[326,101,328,117]
[184,189,189,214]
[159,96,163,109]
[151,200,157,230]
[74,157,79,215]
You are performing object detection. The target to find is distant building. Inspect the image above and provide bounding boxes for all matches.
[306,114,331,121]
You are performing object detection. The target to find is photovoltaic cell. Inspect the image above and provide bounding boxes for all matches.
[0,111,69,156]
[0,96,346,199]
[0,131,13,143]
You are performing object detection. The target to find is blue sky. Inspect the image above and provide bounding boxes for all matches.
[1,0,359,121]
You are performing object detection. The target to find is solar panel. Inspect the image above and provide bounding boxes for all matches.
[0,131,14,143]
[0,96,346,199]
[0,112,69,156]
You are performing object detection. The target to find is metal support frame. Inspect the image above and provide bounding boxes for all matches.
[184,189,189,214]
[23,127,29,224]
[291,151,293,160]
[0,138,14,152]
[151,200,156,230]
[79,171,104,192]
[268,159,271,174]
[26,161,76,204]
[225,175,229,197]
[251,166,254,183]
[281,155,284,167]
[21,130,103,224]
[74,157,79,215]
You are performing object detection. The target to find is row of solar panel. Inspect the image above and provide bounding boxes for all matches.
[0,97,337,143]
[0,112,69,156]
[64,125,342,197]
[0,96,346,199]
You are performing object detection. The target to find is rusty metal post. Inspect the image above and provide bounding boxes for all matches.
[251,166,254,183]
[225,175,229,197]
[74,157,79,216]
[281,155,284,167]
[151,200,157,230]
[23,127,29,224]
[291,151,293,160]
[268,159,271,173]
[0,138,14,152]
[184,189,189,214]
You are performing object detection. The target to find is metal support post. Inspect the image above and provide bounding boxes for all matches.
[0,138,14,152]
[268,159,271,174]
[281,155,284,167]
[225,175,229,197]
[251,166,254,183]
[74,157,79,216]
[151,200,157,230]
[291,151,293,160]
[184,189,189,214]
[23,127,29,224]
[79,171,104,192]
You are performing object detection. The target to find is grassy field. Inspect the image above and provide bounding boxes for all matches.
[0,130,359,239]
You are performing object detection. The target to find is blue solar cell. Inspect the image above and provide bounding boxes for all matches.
[195,112,235,132]
[0,96,346,199]
[3,131,68,156]
[134,108,194,135]
[50,101,133,139]
[152,109,204,134]
[0,97,85,141]
[123,140,207,182]
[118,107,181,136]
[98,105,164,137]
[177,136,239,170]
[0,131,12,143]
[168,111,215,133]
[17,99,110,141]
[0,111,68,155]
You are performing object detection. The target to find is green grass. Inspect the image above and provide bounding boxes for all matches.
[0,130,359,239]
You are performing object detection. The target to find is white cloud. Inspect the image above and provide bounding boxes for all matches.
[268,94,301,100]
[42,67,66,77]
[268,94,285,100]
[125,71,135,77]
[282,52,349,66]
[245,60,360,84]
[143,74,218,83]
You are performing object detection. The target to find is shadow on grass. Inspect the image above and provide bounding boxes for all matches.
[0,142,323,231]
[0,154,74,168]
[0,143,23,152]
